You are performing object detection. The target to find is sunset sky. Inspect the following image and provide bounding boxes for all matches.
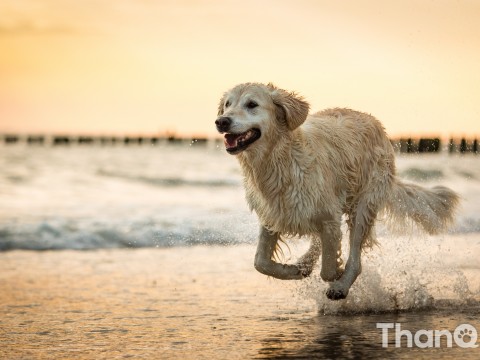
[1,0,479,137]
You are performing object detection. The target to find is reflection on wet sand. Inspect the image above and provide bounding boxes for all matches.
[0,243,478,359]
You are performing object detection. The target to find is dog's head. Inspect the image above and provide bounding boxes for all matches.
[215,83,309,155]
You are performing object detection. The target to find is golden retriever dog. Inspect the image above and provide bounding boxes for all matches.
[215,83,459,300]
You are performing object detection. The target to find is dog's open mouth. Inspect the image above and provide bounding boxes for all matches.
[224,129,261,154]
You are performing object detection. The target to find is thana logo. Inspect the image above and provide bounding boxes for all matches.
[376,323,478,348]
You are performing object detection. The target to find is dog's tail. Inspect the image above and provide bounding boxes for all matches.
[384,179,460,234]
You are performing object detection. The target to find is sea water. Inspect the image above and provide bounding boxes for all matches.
[1,141,479,250]
[0,142,255,250]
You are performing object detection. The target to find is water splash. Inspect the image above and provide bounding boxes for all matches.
[292,234,480,314]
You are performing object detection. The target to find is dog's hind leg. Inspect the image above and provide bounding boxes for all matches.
[254,225,304,280]
[319,220,344,282]
[325,201,375,300]
[296,220,343,279]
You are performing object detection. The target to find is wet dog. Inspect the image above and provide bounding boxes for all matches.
[215,83,459,300]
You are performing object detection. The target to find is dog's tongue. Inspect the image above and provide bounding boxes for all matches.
[224,133,240,148]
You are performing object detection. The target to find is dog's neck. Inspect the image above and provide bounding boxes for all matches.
[237,129,307,195]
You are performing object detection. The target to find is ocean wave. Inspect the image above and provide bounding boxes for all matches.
[0,218,257,251]
[399,165,480,182]
[97,169,240,188]
[399,167,444,181]
[1,214,479,251]
[454,217,480,234]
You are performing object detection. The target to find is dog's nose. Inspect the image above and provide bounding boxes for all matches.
[215,116,232,133]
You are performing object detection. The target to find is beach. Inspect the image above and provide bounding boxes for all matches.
[0,245,316,359]
[1,235,479,359]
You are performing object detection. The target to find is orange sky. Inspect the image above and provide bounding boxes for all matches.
[1,0,479,137]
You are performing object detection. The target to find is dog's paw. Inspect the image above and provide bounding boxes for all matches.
[296,262,314,278]
[325,283,349,300]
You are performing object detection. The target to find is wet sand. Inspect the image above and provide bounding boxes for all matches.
[1,238,479,359]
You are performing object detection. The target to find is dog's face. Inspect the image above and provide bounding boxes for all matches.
[215,83,309,155]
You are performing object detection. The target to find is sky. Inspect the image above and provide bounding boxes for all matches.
[0,0,479,138]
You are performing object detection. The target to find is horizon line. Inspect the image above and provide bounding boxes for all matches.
[1,132,480,141]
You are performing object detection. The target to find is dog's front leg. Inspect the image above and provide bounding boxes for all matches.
[254,225,304,280]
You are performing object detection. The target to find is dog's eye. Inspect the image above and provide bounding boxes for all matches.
[225,100,231,108]
[246,101,258,109]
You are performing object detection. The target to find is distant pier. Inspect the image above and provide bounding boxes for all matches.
[0,134,478,153]
[0,134,220,148]
[390,137,479,154]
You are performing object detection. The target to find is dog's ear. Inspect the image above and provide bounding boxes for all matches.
[268,84,309,131]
